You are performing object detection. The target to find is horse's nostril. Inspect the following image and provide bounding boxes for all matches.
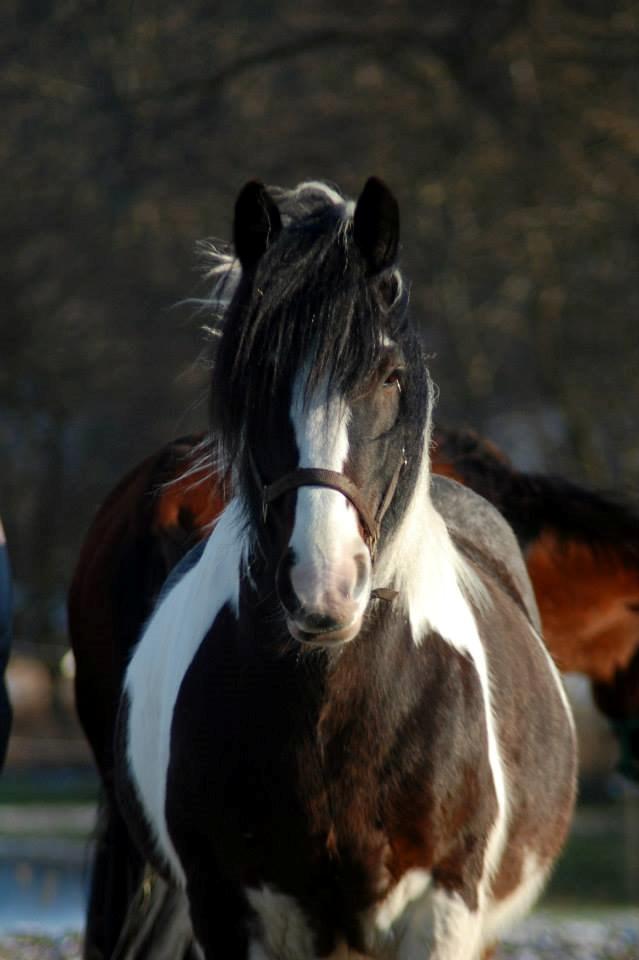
[298,610,342,634]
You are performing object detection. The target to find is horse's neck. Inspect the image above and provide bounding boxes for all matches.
[319,615,407,733]
[374,475,484,651]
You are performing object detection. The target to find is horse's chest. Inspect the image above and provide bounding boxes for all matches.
[219,748,432,956]
[170,679,488,953]
[164,621,497,956]
[213,727,395,892]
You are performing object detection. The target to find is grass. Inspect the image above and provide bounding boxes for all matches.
[0,771,98,807]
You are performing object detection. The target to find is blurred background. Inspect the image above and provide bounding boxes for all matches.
[0,0,638,949]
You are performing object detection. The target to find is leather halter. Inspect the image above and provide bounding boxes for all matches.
[247,450,406,601]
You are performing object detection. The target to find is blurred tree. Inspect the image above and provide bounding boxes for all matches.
[1,0,637,647]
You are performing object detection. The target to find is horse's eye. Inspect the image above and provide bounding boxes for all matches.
[383,370,403,392]
[380,274,399,306]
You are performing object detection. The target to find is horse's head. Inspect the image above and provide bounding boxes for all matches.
[211,178,431,647]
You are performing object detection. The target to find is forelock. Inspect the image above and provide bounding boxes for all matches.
[209,181,408,463]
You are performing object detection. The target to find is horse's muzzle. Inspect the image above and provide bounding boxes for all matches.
[276,548,370,646]
[286,612,364,647]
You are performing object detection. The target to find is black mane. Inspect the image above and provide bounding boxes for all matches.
[210,184,410,464]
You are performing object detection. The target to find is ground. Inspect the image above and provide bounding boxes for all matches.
[1,916,638,960]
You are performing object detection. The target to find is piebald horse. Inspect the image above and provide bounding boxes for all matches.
[114,179,576,960]
[71,426,639,960]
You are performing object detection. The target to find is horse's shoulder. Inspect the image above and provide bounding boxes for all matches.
[431,474,540,631]
[430,474,521,560]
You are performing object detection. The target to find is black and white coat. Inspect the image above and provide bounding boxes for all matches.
[116,179,576,960]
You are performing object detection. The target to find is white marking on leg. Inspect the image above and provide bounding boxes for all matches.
[366,869,435,959]
[484,851,548,945]
[374,868,431,934]
[430,889,483,960]
[385,890,436,960]
[373,884,486,960]
[123,499,247,884]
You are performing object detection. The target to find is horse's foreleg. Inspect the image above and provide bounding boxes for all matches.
[111,871,195,960]
[83,795,144,960]
[429,888,485,960]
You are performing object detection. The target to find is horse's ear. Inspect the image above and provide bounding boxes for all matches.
[233,180,282,271]
[353,177,399,275]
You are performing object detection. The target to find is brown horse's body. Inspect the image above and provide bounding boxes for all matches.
[69,436,221,783]
[431,429,639,690]
[69,426,639,959]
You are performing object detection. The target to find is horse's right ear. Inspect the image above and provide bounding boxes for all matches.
[353,177,399,276]
[233,181,282,272]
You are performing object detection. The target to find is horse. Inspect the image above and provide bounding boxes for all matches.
[70,427,639,959]
[109,178,576,960]
[431,429,639,692]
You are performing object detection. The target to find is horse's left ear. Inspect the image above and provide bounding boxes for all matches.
[353,177,399,275]
[233,180,282,272]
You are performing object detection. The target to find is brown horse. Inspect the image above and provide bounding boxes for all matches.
[70,425,639,960]
[69,436,225,960]
[431,428,639,695]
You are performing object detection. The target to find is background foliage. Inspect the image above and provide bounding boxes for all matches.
[2,0,638,647]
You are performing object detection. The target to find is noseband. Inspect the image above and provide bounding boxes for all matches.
[248,450,406,601]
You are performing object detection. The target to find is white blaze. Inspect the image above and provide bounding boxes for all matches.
[288,373,367,612]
